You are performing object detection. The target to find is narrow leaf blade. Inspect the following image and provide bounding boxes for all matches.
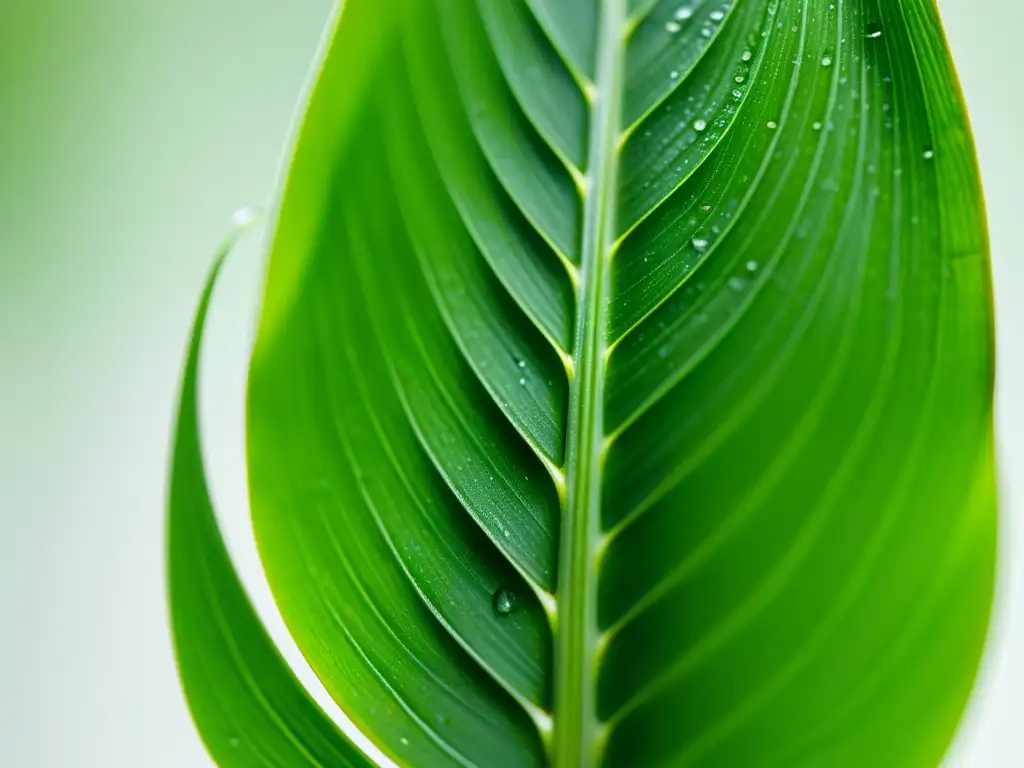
[168,234,372,768]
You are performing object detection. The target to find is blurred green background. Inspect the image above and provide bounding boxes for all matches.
[0,1,1019,765]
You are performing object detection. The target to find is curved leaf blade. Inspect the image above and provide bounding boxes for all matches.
[167,233,373,768]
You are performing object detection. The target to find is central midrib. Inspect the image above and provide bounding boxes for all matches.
[554,1,625,766]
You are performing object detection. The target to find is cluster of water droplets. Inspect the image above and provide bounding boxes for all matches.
[665,3,730,37]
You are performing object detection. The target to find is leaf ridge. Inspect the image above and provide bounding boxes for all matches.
[442,4,583,263]
[616,0,774,237]
[523,0,598,83]
[402,63,576,354]
[605,0,816,434]
[598,46,882,717]
[623,0,740,128]
[478,0,589,171]
[553,2,628,766]
[604,0,853,530]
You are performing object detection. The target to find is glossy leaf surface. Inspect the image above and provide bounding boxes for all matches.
[167,233,372,767]
[172,0,997,766]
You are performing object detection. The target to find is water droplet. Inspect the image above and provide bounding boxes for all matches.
[670,69,679,79]
[519,377,526,386]
[516,358,526,368]
[493,587,517,616]
[693,119,707,131]
[741,50,753,62]
[732,89,743,99]
[734,75,745,83]
[821,55,833,67]
[701,26,712,37]
[691,237,709,251]
[766,120,778,129]
[746,260,759,272]
[228,737,240,748]
[675,5,693,20]
[812,121,823,131]
[923,148,934,160]
[865,22,883,39]
[231,206,260,227]
[400,737,410,746]
[666,20,681,33]
[710,10,725,22]
[728,275,747,291]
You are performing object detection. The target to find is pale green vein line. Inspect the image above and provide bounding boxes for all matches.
[554,1,625,766]
[195,526,325,768]
[603,39,898,730]
[314,292,544,715]
[604,0,850,541]
[606,1,813,436]
[295,532,478,768]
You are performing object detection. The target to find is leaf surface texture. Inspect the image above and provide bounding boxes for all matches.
[174,1,997,766]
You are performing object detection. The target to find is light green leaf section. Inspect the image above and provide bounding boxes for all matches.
[167,232,373,768]
[171,0,997,766]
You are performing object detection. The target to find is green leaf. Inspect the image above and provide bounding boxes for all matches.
[167,230,373,767]
[177,0,997,766]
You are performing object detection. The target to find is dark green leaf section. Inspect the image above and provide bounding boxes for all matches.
[624,0,736,126]
[167,234,372,768]
[379,103,564,592]
[247,2,561,765]
[445,2,583,263]
[400,10,573,461]
[595,0,996,764]
[616,0,771,239]
[248,131,551,767]
[628,0,662,24]
[523,0,597,81]
[406,24,575,353]
[478,0,588,170]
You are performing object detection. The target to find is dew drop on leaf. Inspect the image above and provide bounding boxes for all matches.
[691,236,710,251]
[231,206,260,227]
[493,587,517,616]
[866,22,883,39]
